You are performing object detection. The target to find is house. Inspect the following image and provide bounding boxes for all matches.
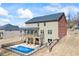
[0,30,4,39]
[21,13,67,46]
[0,24,20,39]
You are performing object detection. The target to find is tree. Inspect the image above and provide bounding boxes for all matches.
[67,12,76,29]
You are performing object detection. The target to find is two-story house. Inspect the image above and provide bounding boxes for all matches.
[21,13,67,46]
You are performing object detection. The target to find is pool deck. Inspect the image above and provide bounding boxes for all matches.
[9,43,39,48]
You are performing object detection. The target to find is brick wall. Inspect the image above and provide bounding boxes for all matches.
[58,15,67,39]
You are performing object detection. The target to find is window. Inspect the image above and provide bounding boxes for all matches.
[34,30,38,36]
[27,30,29,34]
[48,39,52,43]
[27,30,33,34]
[30,30,33,34]
[48,30,52,34]
[40,30,44,34]
[38,23,39,27]
[24,29,27,35]
[77,24,79,26]
[34,30,37,33]
[44,22,46,26]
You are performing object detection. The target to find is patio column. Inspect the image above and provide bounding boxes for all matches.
[39,39,42,46]
[26,38,28,44]
[33,37,35,45]
[20,30,24,41]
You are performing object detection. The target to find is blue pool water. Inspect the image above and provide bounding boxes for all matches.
[10,46,34,53]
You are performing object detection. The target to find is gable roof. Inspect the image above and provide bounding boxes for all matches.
[25,13,65,24]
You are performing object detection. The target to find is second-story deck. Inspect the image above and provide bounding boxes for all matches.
[20,27,39,37]
[20,27,44,46]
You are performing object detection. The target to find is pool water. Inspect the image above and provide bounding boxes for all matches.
[10,46,34,53]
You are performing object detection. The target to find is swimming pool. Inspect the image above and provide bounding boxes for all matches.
[10,46,34,54]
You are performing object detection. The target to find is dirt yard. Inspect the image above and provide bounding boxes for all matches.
[1,29,79,56]
[32,29,79,56]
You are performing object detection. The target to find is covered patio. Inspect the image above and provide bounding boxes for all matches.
[20,27,42,46]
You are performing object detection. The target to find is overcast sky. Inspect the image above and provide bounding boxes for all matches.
[0,3,79,27]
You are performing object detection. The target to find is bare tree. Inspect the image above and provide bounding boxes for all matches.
[75,12,79,24]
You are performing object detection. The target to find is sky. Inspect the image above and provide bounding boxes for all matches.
[0,3,79,27]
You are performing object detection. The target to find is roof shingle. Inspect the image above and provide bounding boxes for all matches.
[25,13,65,24]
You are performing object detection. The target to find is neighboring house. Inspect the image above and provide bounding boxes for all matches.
[0,30,4,39]
[0,24,20,39]
[21,13,67,46]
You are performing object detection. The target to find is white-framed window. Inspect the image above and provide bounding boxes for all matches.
[44,22,46,26]
[27,30,33,34]
[37,23,39,27]
[40,30,44,34]
[48,30,52,34]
